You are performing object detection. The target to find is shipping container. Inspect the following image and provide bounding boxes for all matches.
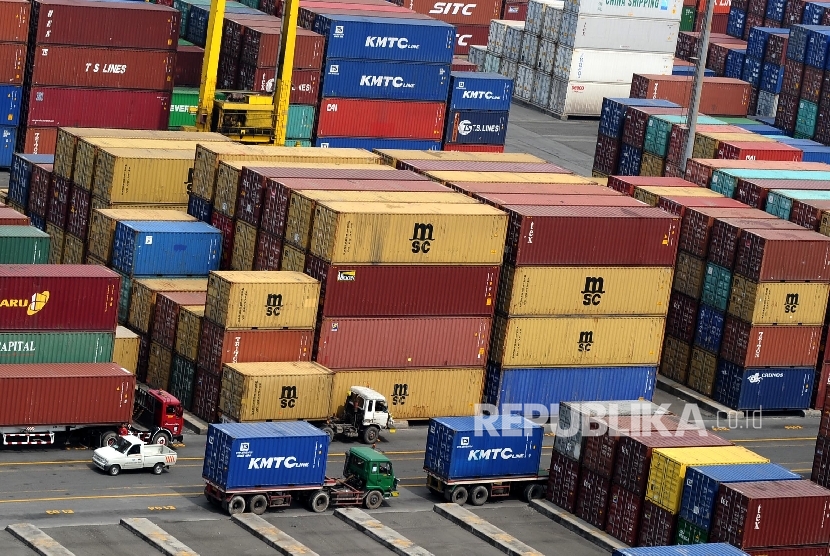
[639,500,678,547]
[444,110,509,145]
[734,227,830,281]
[316,99,445,139]
[128,278,207,335]
[0,226,49,264]
[720,317,822,366]
[0,331,114,364]
[314,138,442,150]
[575,468,610,529]
[707,217,799,269]
[728,276,828,326]
[146,341,173,390]
[634,186,723,207]
[113,326,139,375]
[605,484,643,546]
[766,188,830,220]
[548,449,581,511]
[87,208,195,264]
[374,149,543,165]
[92,149,194,205]
[613,545,749,556]
[631,75,751,116]
[477,194,642,209]
[0,42,25,85]
[321,59,450,101]
[112,221,221,277]
[679,206,763,258]
[710,167,830,197]
[429,171,593,184]
[151,291,207,349]
[175,305,203,362]
[694,304,725,353]
[25,88,171,130]
[714,362,814,410]
[448,72,513,111]
[169,354,196,409]
[660,335,692,383]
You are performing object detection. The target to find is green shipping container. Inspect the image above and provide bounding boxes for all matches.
[766,188,830,220]
[178,38,195,46]
[118,272,132,326]
[714,117,760,125]
[169,354,197,410]
[0,332,115,364]
[285,139,312,147]
[286,105,316,140]
[709,168,830,197]
[675,518,708,545]
[680,6,696,31]
[796,100,819,138]
[644,116,673,158]
[701,262,732,311]
[170,88,200,128]
[0,226,50,263]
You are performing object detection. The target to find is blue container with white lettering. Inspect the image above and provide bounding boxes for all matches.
[444,110,509,145]
[448,72,513,111]
[187,193,213,223]
[727,7,746,38]
[424,416,543,482]
[747,28,788,59]
[315,137,441,150]
[724,49,746,79]
[805,27,830,69]
[203,422,329,490]
[766,0,786,21]
[321,59,450,101]
[801,1,830,24]
[618,143,643,176]
[694,304,725,354]
[111,220,221,276]
[8,153,53,207]
[313,15,454,63]
[742,56,762,87]
[713,361,814,410]
[0,126,16,169]
[760,62,783,93]
[0,86,22,127]
[787,25,826,63]
[599,98,678,139]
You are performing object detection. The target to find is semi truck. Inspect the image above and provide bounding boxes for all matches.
[423,416,548,505]
[0,363,184,448]
[202,421,398,515]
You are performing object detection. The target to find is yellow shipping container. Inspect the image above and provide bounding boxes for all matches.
[329,367,486,420]
[231,220,258,271]
[113,326,140,374]
[93,148,195,204]
[497,266,673,316]
[673,251,706,299]
[129,278,208,335]
[727,276,830,325]
[175,306,204,362]
[646,446,769,513]
[373,148,544,166]
[219,362,334,422]
[280,243,306,272]
[633,186,722,206]
[491,315,665,367]
[660,335,691,383]
[205,271,320,329]
[62,233,85,264]
[90,199,189,212]
[87,209,195,263]
[147,342,173,390]
[310,201,508,265]
[285,190,477,251]
[687,347,718,396]
[639,153,665,177]
[212,159,394,217]
[424,171,594,184]
[192,144,382,201]
[45,222,64,264]
[86,253,107,267]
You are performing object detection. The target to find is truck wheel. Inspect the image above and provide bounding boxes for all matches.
[152,462,164,475]
[362,426,379,444]
[250,495,268,515]
[308,490,330,513]
[152,431,172,446]
[470,485,488,506]
[523,484,542,502]
[449,486,468,505]
[320,426,335,443]
[227,495,246,515]
[108,465,121,477]
[100,431,118,448]
[364,490,383,510]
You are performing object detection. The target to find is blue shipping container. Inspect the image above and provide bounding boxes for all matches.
[746,28,788,59]
[0,85,21,127]
[0,127,16,169]
[800,145,830,163]
[694,304,725,354]
[203,422,329,490]
[672,66,715,77]
[788,25,826,63]
[727,8,746,39]
[187,193,213,223]
[449,72,513,111]
[614,543,750,556]
[766,0,786,21]
[8,153,53,206]
[713,361,814,411]
[618,142,643,176]
[314,15,454,63]
[805,28,830,69]
[444,110,508,145]
[760,62,783,93]
[111,220,221,276]
[424,416,543,481]
[741,56,762,87]
[484,364,656,414]
[315,137,441,150]
[724,49,746,80]
[679,463,800,531]
[30,213,46,231]
[801,1,830,24]
[599,98,678,139]
[321,60,450,101]
[734,123,783,135]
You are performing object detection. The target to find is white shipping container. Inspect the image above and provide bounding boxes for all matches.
[527,0,566,35]
[757,91,779,118]
[521,32,540,66]
[565,0,683,21]
[515,64,535,100]
[469,45,487,68]
[500,59,519,80]
[549,79,633,115]
[531,70,553,107]
[504,23,526,61]
[542,6,564,40]
[559,13,679,53]
[554,47,672,82]
[536,38,557,74]
[489,20,523,56]
[484,51,502,73]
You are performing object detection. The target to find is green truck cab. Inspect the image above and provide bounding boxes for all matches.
[344,446,399,508]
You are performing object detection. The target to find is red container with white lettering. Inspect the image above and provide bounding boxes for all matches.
[443,144,504,152]
[16,127,57,154]
[502,0,528,20]
[403,0,502,25]
[716,141,803,161]
[454,24,488,55]
[237,66,319,104]
[317,98,445,139]
[0,42,25,84]
[24,87,170,129]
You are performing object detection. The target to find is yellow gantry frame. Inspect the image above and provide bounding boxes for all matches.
[195,0,297,145]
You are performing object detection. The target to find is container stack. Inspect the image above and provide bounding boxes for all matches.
[775,25,826,138]
[0,0,27,168]
[444,72,512,152]
[147,291,209,391]
[739,28,788,117]
[514,0,564,111]
[5,153,53,217]
[482,20,525,81]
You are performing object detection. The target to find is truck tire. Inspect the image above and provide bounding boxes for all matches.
[320,426,335,443]
[108,465,121,476]
[469,485,488,506]
[152,431,172,446]
[523,484,542,502]
[364,490,383,510]
[100,431,118,448]
[308,490,330,513]
[227,495,246,515]
[152,462,165,475]
[449,486,468,505]
[362,426,379,444]
[250,495,268,515]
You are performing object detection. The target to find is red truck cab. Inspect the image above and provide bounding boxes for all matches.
[132,388,185,445]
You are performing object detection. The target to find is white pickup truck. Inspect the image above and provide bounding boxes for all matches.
[92,434,178,476]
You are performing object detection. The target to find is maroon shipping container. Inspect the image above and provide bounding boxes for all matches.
[743,11,764,39]
[817,361,830,413]
[191,366,221,423]
[716,141,803,161]
[16,127,58,155]
[0,363,134,426]
[403,0,501,24]
[605,484,643,546]
[734,228,830,281]
[0,265,120,331]
[782,59,805,97]
[679,206,764,258]
[296,6,431,29]
[708,217,797,269]
[455,182,619,196]
[305,256,498,318]
[711,480,830,548]
[657,195,749,217]
[708,42,743,75]
[0,206,29,225]
[592,134,621,175]
[65,185,91,239]
[175,44,203,87]
[666,291,699,343]
[630,75,751,116]
[747,548,830,556]
[720,317,821,367]
[776,92,800,133]
[547,450,580,512]
[607,176,693,196]
[399,160,570,173]
[317,99,446,140]
[30,0,179,50]
[812,434,830,487]
[151,291,207,350]
[0,0,29,42]
[451,57,478,72]
[575,468,611,529]
[784,0,807,26]
[454,24,488,55]
[503,205,680,266]
[27,163,52,219]
[735,179,830,209]
[237,66,320,104]
[502,0,528,19]
[477,193,645,208]
[765,32,788,64]
[668,125,749,165]
[0,42,25,84]
[46,175,71,228]
[29,46,175,90]
[25,87,170,129]
[197,319,312,376]
[802,66,824,104]
[315,316,490,369]
[623,106,687,149]
[252,230,283,271]
[638,500,677,547]
[211,212,235,271]
[240,26,323,69]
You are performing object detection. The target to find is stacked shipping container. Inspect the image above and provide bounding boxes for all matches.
[0,0,27,167]
[444,72,512,151]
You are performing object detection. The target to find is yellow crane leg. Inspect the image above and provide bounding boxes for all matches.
[273,0,299,145]
[196,0,226,132]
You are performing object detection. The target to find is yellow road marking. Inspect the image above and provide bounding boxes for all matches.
[0,492,204,504]
[731,437,816,442]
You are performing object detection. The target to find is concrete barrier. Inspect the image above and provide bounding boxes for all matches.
[335,507,433,556]
[530,499,627,552]
[433,503,543,556]
[232,513,319,556]
[120,517,198,556]
[6,523,76,556]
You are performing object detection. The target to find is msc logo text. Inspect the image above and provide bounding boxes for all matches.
[578,331,593,352]
[265,293,283,317]
[280,386,298,409]
[581,277,605,306]
[410,223,434,253]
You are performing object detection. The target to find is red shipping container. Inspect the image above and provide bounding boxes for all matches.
[210,212,235,271]
[0,0,29,42]
[782,59,805,97]
[720,317,822,367]
[679,206,763,257]
[478,193,645,208]
[151,291,207,350]
[503,205,680,266]
[317,98,445,140]
[623,106,687,149]
[241,26,324,69]
[27,163,52,219]
[305,256,498,318]
[451,183,610,197]
[605,484,643,546]
[315,316,491,369]
[65,185,92,240]
[743,11,764,39]
[711,480,830,548]
[252,230,283,271]
[442,144,504,152]
[454,24,488,55]
[502,0,528,19]
[684,159,828,188]
[657,195,749,217]
[717,141,803,161]
[0,363,134,426]
[666,291,699,344]
[16,127,58,155]
[788,198,830,230]
[191,366,221,423]
[668,125,749,165]
[0,42,25,84]
[26,87,170,129]
[0,265,119,331]
[813,434,830,486]
[630,75,751,116]
[297,5,430,28]
[547,450,580,512]
[592,134,621,175]
[816,361,830,412]
[0,206,29,225]
[697,0,731,14]
[575,468,611,529]
[784,0,807,25]
[175,44,204,88]
[30,0,179,50]
[734,228,830,281]
[401,0,500,24]
[197,319,312,376]
[708,217,797,269]
[735,179,830,209]
[776,92,799,133]
[747,548,830,556]
[46,175,70,228]
[399,160,569,173]
[638,500,677,547]
[451,57,478,72]
[237,65,319,104]
[802,66,824,104]
[592,176,689,196]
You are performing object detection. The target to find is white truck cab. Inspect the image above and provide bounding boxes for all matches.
[321,386,395,444]
[92,434,178,476]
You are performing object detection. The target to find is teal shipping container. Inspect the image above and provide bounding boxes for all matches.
[710,168,830,197]
[766,188,830,220]
[286,105,316,140]
[169,354,196,410]
[0,226,50,263]
[701,263,732,312]
[0,332,114,364]
[644,115,726,158]
[796,100,819,138]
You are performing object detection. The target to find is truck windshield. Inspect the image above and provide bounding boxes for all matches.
[114,437,132,454]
